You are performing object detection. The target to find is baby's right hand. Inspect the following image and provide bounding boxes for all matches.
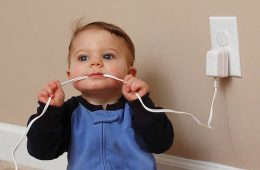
[37,80,65,107]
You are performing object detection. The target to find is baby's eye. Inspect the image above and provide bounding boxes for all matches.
[103,53,114,60]
[78,55,89,61]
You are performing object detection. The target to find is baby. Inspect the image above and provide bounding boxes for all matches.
[27,21,173,170]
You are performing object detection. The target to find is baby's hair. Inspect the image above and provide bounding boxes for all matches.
[68,20,135,67]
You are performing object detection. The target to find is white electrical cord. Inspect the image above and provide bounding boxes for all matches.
[208,78,219,128]
[104,74,218,128]
[12,74,218,170]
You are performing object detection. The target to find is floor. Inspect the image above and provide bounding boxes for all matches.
[0,160,186,170]
[0,160,40,170]
[157,163,188,170]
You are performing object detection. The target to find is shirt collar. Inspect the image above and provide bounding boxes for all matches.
[78,95,126,111]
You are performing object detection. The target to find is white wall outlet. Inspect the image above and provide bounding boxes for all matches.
[209,17,242,77]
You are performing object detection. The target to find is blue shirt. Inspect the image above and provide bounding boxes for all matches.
[68,103,155,170]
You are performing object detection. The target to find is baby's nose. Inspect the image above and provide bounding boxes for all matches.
[90,58,102,66]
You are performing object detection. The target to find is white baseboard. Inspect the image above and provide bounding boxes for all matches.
[0,122,243,170]
[155,154,244,170]
[0,122,67,170]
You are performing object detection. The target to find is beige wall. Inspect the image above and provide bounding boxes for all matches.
[1,0,259,169]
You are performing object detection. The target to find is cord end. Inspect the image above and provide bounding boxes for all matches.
[213,77,220,88]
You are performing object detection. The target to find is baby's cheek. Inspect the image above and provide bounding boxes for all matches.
[70,67,84,78]
[110,66,128,78]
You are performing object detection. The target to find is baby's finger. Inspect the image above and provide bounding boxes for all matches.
[136,86,149,97]
[125,77,136,91]
[54,81,65,99]
[131,79,144,92]
[48,81,58,91]
[45,81,59,97]
[37,89,50,103]
[124,74,134,82]
[45,86,54,98]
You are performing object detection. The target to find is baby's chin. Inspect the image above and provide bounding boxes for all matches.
[75,82,122,93]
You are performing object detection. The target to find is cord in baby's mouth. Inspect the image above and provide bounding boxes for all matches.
[61,74,124,85]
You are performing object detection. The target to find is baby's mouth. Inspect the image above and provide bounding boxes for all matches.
[88,72,104,78]
[87,73,124,83]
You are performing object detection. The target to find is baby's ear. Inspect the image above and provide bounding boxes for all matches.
[66,70,71,79]
[128,66,137,76]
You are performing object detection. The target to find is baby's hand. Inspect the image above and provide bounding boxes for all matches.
[122,75,149,101]
[37,80,65,107]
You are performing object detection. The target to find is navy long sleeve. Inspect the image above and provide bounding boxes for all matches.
[27,95,174,160]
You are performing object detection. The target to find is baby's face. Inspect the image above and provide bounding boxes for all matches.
[67,28,134,93]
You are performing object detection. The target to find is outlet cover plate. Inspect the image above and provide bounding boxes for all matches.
[209,17,241,77]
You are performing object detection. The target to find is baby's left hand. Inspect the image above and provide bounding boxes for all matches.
[122,74,149,101]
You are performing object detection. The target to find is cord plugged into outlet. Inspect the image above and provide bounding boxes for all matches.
[206,47,229,78]
[204,47,228,129]
[204,17,239,129]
